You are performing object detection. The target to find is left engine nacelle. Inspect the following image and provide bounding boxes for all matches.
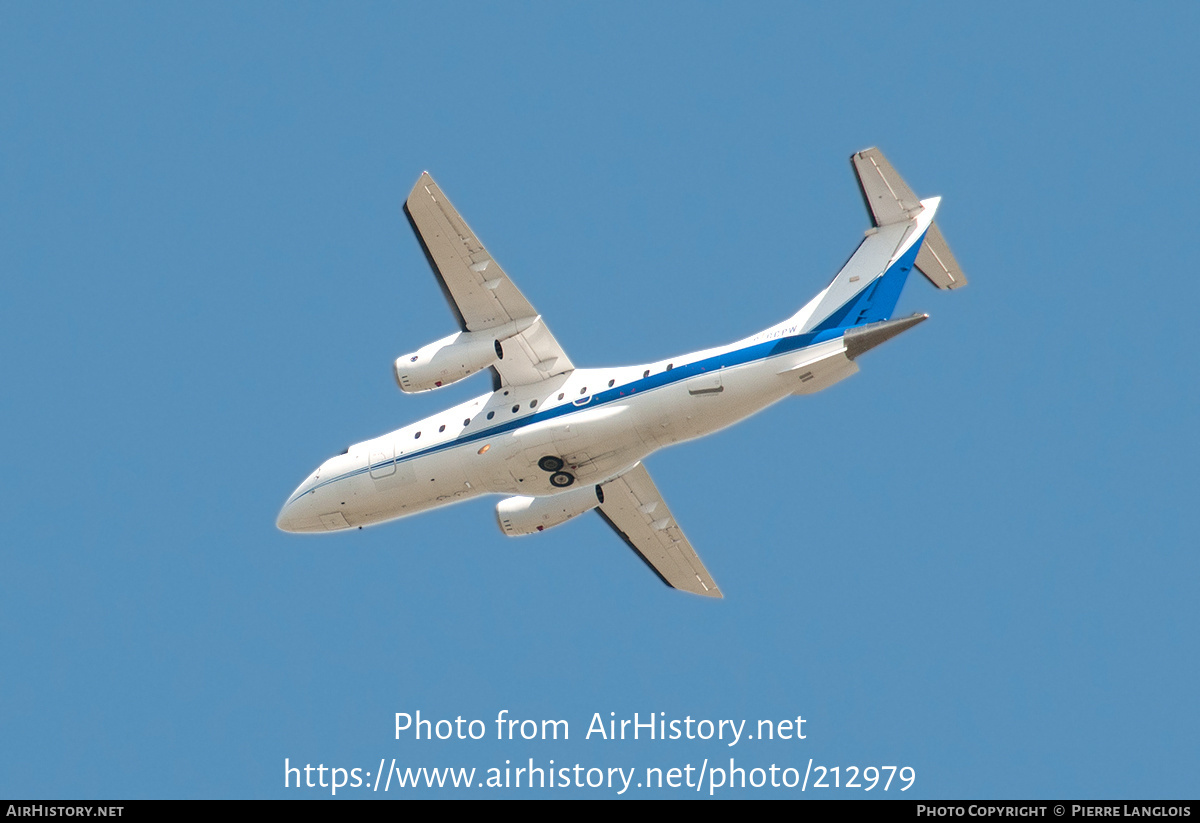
[394,331,504,393]
[496,485,604,536]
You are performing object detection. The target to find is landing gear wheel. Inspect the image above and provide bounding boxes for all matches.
[538,455,564,472]
[549,471,575,488]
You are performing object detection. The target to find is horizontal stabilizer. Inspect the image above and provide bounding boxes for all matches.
[852,148,924,226]
[914,221,968,289]
[843,313,928,360]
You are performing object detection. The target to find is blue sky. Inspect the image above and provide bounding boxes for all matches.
[2,2,1197,799]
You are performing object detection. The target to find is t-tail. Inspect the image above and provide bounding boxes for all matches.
[786,147,967,338]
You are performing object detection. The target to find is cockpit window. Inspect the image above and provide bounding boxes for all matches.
[339,446,350,455]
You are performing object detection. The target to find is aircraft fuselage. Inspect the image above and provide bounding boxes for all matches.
[277,329,850,533]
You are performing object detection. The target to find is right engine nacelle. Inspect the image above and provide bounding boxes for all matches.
[496,485,604,536]
[394,331,503,393]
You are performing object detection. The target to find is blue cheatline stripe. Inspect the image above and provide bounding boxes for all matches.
[288,242,925,505]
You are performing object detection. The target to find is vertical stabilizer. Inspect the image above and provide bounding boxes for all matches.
[788,149,966,333]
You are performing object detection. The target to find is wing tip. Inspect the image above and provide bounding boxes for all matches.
[408,170,435,201]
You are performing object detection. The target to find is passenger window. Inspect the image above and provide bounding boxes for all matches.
[463,418,470,426]
[580,387,587,394]
[558,393,564,400]
[666,363,674,371]
[530,400,537,408]
[643,370,650,378]
[487,411,495,420]
[438,425,445,433]
[511,405,519,413]
[608,379,615,387]
[414,431,421,439]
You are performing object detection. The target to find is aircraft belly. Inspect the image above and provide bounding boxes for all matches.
[477,403,649,490]
[462,432,529,494]
[644,361,793,445]
[406,451,473,504]
[561,446,646,483]
[705,361,795,431]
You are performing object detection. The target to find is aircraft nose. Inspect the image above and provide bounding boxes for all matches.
[277,483,325,533]
[276,501,299,532]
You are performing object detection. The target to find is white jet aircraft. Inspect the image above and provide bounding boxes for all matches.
[278,148,966,598]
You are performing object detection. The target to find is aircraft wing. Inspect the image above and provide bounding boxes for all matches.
[597,463,723,598]
[404,172,575,387]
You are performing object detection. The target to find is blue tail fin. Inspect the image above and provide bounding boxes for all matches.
[798,148,966,334]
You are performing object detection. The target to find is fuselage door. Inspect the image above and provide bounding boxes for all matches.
[368,440,396,478]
